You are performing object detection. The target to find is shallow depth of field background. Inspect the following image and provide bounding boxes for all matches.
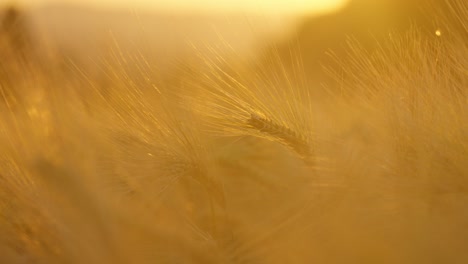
[0,0,467,263]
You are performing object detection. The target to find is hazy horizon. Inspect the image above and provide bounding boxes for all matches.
[6,0,349,15]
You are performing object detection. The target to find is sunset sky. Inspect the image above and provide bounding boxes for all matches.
[21,0,348,15]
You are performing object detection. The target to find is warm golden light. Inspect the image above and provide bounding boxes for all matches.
[26,0,349,15]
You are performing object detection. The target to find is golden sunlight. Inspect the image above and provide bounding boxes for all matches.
[26,0,349,15]
[1,0,468,263]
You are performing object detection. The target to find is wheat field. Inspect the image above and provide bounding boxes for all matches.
[0,1,467,263]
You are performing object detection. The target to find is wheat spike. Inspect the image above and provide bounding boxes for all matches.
[246,113,311,161]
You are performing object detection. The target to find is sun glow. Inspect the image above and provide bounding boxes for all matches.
[25,0,349,15]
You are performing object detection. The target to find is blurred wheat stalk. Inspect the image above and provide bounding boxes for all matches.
[0,1,467,263]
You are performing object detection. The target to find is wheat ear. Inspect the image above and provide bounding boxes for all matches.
[246,113,311,161]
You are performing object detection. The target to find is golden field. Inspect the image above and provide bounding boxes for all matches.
[0,0,467,263]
